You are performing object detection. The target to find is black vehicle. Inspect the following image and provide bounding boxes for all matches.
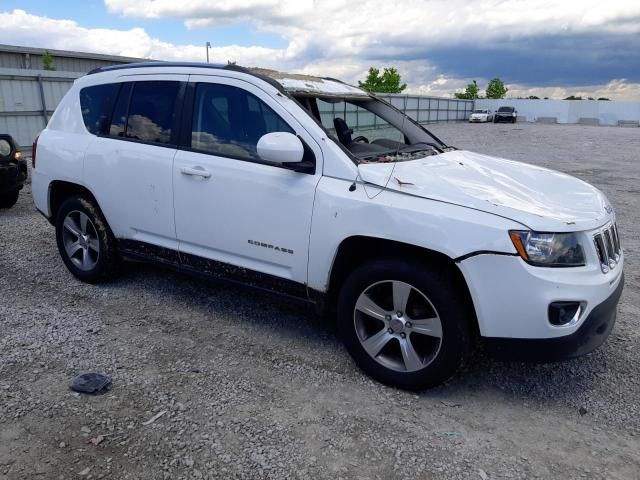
[494,106,517,123]
[0,134,27,208]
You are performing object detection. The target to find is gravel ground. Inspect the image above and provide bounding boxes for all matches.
[1,122,639,480]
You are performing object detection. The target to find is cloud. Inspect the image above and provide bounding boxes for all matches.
[2,3,640,99]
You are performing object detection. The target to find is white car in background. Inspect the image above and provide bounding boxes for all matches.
[31,62,623,390]
[469,109,493,123]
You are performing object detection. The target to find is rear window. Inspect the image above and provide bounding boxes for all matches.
[125,82,180,145]
[498,107,514,112]
[79,83,120,135]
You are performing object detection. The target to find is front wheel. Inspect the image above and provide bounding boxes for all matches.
[337,258,471,390]
[0,189,19,209]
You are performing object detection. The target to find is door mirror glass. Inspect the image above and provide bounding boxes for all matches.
[257,132,304,164]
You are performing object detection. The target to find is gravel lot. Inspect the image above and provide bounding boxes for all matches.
[1,122,639,480]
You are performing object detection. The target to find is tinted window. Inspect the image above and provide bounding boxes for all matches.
[191,83,293,160]
[80,83,119,135]
[111,81,180,144]
[109,83,131,137]
[498,107,514,112]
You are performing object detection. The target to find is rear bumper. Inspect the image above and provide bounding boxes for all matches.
[0,159,27,192]
[484,273,623,361]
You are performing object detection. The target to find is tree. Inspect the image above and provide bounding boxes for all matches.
[358,67,407,93]
[564,95,582,100]
[485,78,508,98]
[598,97,610,101]
[454,80,480,99]
[42,51,56,71]
[528,95,540,99]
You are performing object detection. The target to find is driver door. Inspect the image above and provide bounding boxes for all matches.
[173,76,323,291]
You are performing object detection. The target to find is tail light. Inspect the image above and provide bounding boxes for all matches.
[32,134,40,168]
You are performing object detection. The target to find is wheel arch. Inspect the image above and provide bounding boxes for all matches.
[325,235,479,335]
[48,180,99,224]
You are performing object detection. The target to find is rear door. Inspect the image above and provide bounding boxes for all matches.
[172,76,323,291]
[84,75,187,253]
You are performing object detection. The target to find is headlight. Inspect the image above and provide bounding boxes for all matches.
[509,231,586,267]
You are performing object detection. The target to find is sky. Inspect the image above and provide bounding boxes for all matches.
[1,1,640,99]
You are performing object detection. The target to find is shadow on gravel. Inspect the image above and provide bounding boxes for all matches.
[101,261,624,408]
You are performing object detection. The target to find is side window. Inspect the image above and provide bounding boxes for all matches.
[107,81,180,145]
[79,83,120,135]
[191,83,294,160]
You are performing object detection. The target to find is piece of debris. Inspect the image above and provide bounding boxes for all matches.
[579,406,588,416]
[190,368,201,373]
[440,431,461,437]
[69,373,112,394]
[440,400,462,408]
[394,176,415,187]
[80,426,91,434]
[142,410,167,426]
[478,468,489,480]
[78,467,91,476]
[89,435,105,446]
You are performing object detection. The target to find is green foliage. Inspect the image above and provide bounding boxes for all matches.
[454,80,480,99]
[358,67,407,93]
[485,78,508,99]
[564,95,583,100]
[598,97,610,101]
[42,51,56,71]
[528,95,540,99]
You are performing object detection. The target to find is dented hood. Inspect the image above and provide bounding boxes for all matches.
[358,150,612,232]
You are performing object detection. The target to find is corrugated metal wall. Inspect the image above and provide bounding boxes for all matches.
[319,94,473,131]
[0,70,473,150]
[0,69,81,148]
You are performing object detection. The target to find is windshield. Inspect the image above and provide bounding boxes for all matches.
[293,95,447,163]
[472,109,488,113]
[498,107,514,112]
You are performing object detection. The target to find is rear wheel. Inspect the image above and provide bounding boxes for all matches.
[338,258,471,390]
[55,196,120,283]
[0,189,19,209]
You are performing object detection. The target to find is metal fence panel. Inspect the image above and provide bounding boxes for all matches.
[0,68,474,149]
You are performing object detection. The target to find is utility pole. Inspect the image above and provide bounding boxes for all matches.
[205,42,211,63]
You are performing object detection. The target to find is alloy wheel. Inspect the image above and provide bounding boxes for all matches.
[62,210,100,271]
[353,280,443,372]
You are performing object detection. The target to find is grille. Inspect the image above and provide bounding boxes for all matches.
[593,223,621,273]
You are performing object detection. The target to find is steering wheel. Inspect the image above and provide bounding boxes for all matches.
[352,136,369,143]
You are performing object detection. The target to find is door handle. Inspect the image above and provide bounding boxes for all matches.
[180,166,212,179]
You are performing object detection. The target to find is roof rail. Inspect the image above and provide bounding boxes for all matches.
[85,61,287,94]
[87,61,226,75]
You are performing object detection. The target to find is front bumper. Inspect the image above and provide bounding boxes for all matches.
[0,159,27,192]
[458,250,624,340]
[484,274,623,361]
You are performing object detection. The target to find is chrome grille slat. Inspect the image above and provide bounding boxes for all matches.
[594,223,621,273]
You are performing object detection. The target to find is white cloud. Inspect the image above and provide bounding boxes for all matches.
[1,4,640,99]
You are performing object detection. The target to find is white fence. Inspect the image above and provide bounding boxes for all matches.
[475,98,640,126]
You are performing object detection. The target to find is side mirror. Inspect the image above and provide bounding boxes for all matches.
[257,132,304,164]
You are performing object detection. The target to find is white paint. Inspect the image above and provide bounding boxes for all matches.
[476,98,640,126]
[32,63,623,344]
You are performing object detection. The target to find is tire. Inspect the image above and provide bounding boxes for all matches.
[0,189,19,209]
[337,258,472,390]
[55,195,121,283]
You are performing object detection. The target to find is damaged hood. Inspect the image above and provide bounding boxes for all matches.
[358,150,612,232]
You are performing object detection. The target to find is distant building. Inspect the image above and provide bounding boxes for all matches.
[0,44,143,73]
[0,44,144,148]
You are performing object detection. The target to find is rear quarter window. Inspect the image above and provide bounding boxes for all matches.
[79,83,120,135]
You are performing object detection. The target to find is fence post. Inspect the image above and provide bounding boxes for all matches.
[36,74,48,125]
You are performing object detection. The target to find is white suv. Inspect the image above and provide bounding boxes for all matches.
[32,63,624,390]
